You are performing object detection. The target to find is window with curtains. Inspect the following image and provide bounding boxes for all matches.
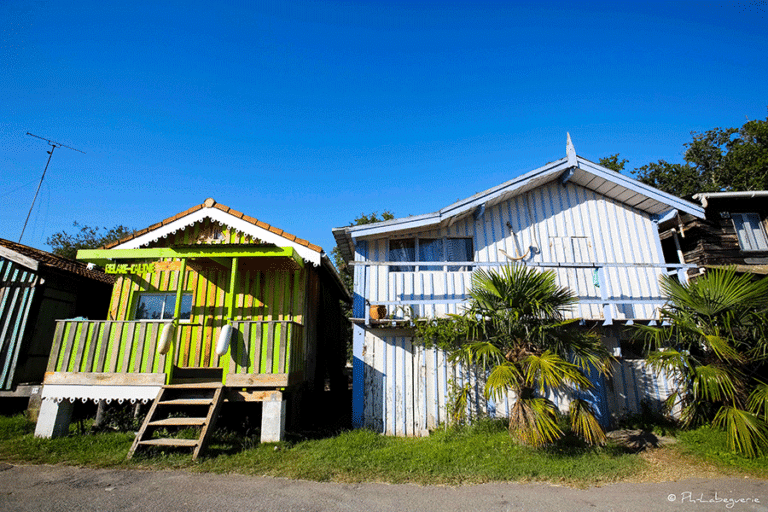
[389,238,473,271]
[732,213,768,251]
[134,293,193,320]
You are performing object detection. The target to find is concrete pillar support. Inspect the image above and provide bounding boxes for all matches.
[261,393,286,443]
[35,399,74,438]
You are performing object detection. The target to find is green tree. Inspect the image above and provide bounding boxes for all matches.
[46,222,134,259]
[418,264,612,447]
[636,269,768,457]
[633,114,768,196]
[599,154,628,172]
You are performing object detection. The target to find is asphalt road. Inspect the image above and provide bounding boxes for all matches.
[0,463,766,512]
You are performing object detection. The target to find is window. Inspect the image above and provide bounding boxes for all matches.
[134,293,193,320]
[389,237,473,272]
[732,213,768,251]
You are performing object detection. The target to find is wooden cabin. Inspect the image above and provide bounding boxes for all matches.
[35,198,349,455]
[659,191,768,276]
[0,238,112,403]
[333,137,706,435]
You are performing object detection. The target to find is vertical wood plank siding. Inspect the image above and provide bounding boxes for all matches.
[103,219,307,369]
[354,182,676,435]
[0,259,39,390]
[361,331,676,435]
[359,182,666,321]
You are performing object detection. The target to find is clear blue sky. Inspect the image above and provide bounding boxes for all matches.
[2,1,766,259]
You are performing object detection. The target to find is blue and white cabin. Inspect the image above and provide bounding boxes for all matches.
[333,138,705,436]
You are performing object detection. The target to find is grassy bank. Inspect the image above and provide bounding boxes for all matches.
[1,415,765,485]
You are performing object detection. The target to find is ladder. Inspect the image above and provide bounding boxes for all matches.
[128,382,224,461]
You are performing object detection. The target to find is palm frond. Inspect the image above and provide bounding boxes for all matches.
[748,381,768,422]
[509,397,563,447]
[691,365,736,403]
[569,398,606,446]
[712,406,768,458]
[484,362,523,402]
[523,351,592,393]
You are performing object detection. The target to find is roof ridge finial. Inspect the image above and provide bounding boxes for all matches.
[566,133,577,168]
[203,198,216,208]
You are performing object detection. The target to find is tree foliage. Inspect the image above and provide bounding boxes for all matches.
[635,268,768,457]
[598,154,628,172]
[416,264,612,446]
[632,114,768,197]
[46,222,134,260]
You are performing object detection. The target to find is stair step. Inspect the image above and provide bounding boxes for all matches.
[159,398,213,406]
[165,382,223,389]
[148,417,207,427]
[139,438,199,447]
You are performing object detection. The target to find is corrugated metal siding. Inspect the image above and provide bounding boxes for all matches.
[0,258,39,390]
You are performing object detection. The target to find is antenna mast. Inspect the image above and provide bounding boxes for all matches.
[20,133,85,243]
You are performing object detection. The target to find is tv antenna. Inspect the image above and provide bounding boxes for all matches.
[19,133,85,243]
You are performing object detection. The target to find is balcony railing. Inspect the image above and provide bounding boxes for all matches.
[351,260,695,325]
[46,319,305,386]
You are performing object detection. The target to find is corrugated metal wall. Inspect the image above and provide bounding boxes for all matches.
[0,258,39,390]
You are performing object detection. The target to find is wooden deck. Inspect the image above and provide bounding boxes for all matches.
[45,319,306,387]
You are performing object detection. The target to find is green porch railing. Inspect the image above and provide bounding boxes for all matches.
[46,320,306,386]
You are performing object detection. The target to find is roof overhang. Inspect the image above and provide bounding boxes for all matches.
[693,191,768,208]
[77,246,305,268]
[112,206,322,267]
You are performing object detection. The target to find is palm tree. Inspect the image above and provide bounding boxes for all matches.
[449,264,612,447]
[636,268,768,457]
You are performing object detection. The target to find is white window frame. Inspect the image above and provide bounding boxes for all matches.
[732,213,768,252]
[388,237,474,272]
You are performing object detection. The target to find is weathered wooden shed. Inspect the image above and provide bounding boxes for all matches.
[659,191,768,276]
[0,238,113,399]
[333,137,706,435]
[35,198,349,457]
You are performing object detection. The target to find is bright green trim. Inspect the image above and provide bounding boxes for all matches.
[228,257,238,321]
[77,246,304,267]
[173,258,187,321]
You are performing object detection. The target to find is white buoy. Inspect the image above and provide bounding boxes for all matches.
[216,324,233,356]
[158,322,175,355]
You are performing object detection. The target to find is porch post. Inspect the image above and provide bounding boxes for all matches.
[228,257,239,320]
[35,399,74,438]
[261,391,286,442]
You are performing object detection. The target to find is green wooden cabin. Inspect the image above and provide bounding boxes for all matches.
[35,198,349,446]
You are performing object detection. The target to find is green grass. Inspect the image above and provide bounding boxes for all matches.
[676,425,768,478]
[0,415,645,485]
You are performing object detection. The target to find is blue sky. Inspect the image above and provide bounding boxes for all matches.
[2,1,766,259]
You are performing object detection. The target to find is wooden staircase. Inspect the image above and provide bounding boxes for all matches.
[128,375,224,461]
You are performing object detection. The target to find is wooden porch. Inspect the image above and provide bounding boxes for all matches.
[44,318,306,389]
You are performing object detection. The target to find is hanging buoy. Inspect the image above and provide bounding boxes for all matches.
[216,324,233,356]
[158,322,175,355]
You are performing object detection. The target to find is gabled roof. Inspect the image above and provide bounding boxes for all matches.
[107,197,324,267]
[333,138,706,263]
[0,238,114,284]
[98,198,350,301]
